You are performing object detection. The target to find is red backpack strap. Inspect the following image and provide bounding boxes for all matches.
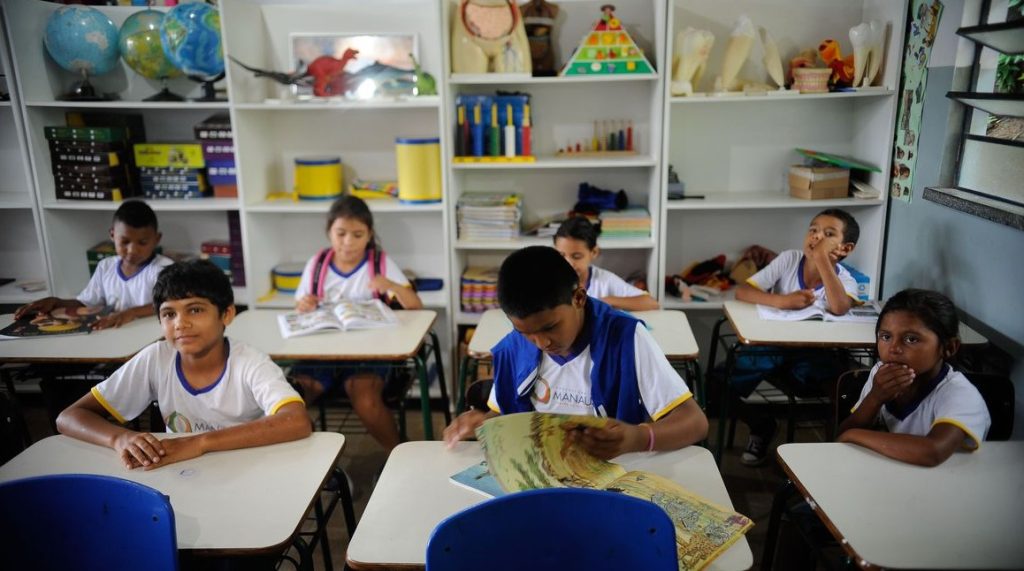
[369,248,389,302]
[310,248,333,298]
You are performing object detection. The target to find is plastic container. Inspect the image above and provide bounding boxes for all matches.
[395,137,441,203]
[272,262,306,293]
[294,156,342,201]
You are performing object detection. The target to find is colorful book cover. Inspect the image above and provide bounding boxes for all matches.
[134,143,205,169]
[0,306,110,339]
[448,460,507,498]
[476,412,753,571]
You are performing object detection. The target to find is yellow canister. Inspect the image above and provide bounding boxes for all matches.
[272,262,306,293]
[395,137,441,203]
[294,156,342,201]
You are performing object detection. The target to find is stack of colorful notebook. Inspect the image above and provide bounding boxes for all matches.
[133,143,207,199]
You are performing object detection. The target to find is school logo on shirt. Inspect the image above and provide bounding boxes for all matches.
[533,377,552,404]
[165,412,193,433]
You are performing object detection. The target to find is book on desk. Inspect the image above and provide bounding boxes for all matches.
[277,299,398,339]
[757,300,880,323]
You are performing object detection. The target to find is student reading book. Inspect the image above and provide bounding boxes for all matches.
[756,299,880,323]
[458,412,752,570]
[277,299,398,339]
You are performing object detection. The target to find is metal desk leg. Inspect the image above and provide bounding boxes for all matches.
[428,330,452,425]
[414,353,434,440]
[714,343,738,465]
[312,494,333,571]
[456,355,476,415]
[761,479,797,571]
[291,534,314,571]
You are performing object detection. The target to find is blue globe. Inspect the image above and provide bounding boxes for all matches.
[44,5,120,76]
[160,3,224,80]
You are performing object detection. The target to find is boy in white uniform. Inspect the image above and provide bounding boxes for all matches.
[445,246,707,459]
[16,199,173,330]
[730,208,862,465]
[57,260,310,470]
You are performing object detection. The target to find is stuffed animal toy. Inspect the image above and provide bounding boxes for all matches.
[818,39,855,87]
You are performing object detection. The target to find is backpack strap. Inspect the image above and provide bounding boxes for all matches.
[369,248,389,303]
[310,247,333,298]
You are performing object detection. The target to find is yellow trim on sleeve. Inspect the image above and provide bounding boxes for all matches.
[651,392,693,421]
[90,386,128,425]
[270,396,305,415]
[744,278,764,291]
[933,417,982,451]
[488,399,501,414]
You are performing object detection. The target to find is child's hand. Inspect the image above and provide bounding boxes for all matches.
[563,419,646,460]
[14,297,58,320]
[810,236,843,266]
[114,431,166,470]
[368,275,395,295]
[145,435,204,470]
[443,409,490,448]
[869,363,915,402]
[780,289,815,309]
[92,311,134,330]
[296,295,319,313]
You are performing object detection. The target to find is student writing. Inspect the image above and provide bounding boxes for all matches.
[444,246,708,459]
[56,260,311,470]
[837,289,991,467]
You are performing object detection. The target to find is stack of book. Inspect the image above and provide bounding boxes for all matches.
[134,143,208,199]
[47,126,136,201]
[457,192,522,241]
[195,113,237,198]
[200,240,232,280]
[599,208,651,239]
[86,240,116,275]
[227,211,245,287]
[460,266,499,313]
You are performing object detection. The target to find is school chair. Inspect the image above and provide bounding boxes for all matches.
[0,474,178,571]
[966,371,1015,441]
[426,487,678,571]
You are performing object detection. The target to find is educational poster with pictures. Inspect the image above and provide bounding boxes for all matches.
[289,33,417,99]
[891,0,944,203]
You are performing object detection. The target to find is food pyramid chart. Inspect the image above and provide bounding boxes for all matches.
[560,6,654,76]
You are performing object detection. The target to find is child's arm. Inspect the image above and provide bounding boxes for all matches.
[153,402,311,470]
[57,392,168,470]
[443,409,498,447]
[601,294,659,311]
[808,237,853,315]
[369,275,423,309]
[735,283,815,309]
[837,425,967,467]
[568,398,708,459]
[295,295,319,313]
[92,304,156,330]
[14,297,84,320]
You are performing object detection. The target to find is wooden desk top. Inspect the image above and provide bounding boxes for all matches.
[226,309,437,361]
[467,308,700,361]
[0,314,163,363]
[346,441,752,571]
[723,301,987,349]
[777,442,1024,569]
[0,433,344,554]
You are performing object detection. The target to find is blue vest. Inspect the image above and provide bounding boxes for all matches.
[491,298,647,423]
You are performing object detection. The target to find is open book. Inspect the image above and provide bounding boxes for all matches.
[454,412,753,570]
[277,299,398,339]
[0,306,110,340]
[757,299,880,323]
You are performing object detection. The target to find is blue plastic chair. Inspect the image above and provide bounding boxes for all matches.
[0,474,178,571]
[426,487,678,571]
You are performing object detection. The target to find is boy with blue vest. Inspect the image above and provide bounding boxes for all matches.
[444,246,707,459]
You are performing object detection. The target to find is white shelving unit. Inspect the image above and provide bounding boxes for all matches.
[659,0,907,310]
[443,0,667,326]
[0,5,49,304]
[219,0,451,366]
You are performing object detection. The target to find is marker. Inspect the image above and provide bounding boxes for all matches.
[521,104,532,156]
[472,103,484,157]
[489,103,500,157]
[456,105,466,156]
[626,121,634,151]
[504,104,516,157]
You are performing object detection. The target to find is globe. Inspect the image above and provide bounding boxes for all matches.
[43,5,120,76]
[119,10,182,80]
[160,3,224,81]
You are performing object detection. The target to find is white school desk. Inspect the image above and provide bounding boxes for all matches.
[0,314,163,363]
[225,309,449,438]
[346,441,753,571]
[0,432,344,555]
[457,308,702,412]
[769,442,1024,570]
[710,301,988,462]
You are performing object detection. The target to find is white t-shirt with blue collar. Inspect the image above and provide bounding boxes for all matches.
[294,251,410,304]
[745,249,858,302]
[77,254,174,311]
[92,338,303,433]
[585,265,646,299]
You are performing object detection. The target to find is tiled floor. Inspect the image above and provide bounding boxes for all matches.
[11,392,831,570]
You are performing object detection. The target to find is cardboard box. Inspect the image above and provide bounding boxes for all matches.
[788,165,850,199]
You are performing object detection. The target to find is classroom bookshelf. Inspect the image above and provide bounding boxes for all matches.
[1,0,909,399]
[659,0,907,311]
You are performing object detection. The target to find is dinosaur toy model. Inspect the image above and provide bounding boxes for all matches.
[229,48,360,98]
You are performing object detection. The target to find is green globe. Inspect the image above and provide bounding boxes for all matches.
[119,10,181,80]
